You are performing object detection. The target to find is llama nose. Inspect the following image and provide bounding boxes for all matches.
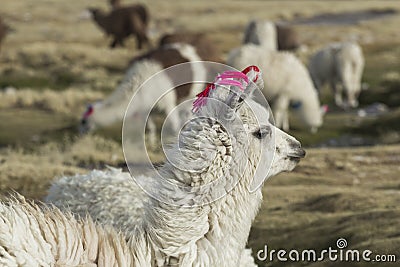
[287,140,306,159]
[288,147,306,158]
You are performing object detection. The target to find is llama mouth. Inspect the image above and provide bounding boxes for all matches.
[287,148,306,161]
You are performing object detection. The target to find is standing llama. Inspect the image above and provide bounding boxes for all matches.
[2,66,306,266]
[88,4,149,49]
[309,42,365,108]
[227,44,326,132]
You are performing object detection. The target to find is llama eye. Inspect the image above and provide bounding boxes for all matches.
[252,127,271,139]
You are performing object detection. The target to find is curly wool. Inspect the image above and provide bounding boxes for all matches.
[46,168,146,232]
[46,169,258,267]
[0,196,142,266]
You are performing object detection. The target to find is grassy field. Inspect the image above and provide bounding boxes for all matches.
[0,0,399,266]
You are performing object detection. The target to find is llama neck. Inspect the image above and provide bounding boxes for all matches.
[90,81,133,127]
[143,168,262,266]
[91,103,126,127]
[142,120,263,265]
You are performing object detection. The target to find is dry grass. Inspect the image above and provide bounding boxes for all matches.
[0,87,104,115]
[253,145,400,266]
[0,134,124,199]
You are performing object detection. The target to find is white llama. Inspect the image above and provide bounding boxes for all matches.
[227,44,326,132]
[309,42,365,108]
[2,66,305,266]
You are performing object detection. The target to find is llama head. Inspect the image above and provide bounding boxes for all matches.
[161,65,305,202]
[79,101,111,133]
[80,103,100,133]
[79,62,157,134]
[293,95,326,133]
[80,104,95,133]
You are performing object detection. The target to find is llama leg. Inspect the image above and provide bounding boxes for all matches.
[273,95,290,131]
[348,69,360,108]
[312,78,322,95]
[332,80,344,108]
[159,92,182,136]
[130,15,148,49]
[282,109,290,132]
[347,88,359,108]
[111,37,124,48]
[167,108,181,135]
[136,34,144,50]
[110,39,118,48]
[273,109,283,129]
[136,32,150,50]
[146,117,157,148]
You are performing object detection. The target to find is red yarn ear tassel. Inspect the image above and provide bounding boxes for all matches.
[192,83,215,112]
[242,65,260,82]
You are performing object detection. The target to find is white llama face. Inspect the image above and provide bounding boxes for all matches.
[240,99,305,191]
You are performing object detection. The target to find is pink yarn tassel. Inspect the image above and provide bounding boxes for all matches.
[192,65,260,112]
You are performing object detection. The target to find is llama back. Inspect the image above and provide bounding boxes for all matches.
[45,168,146,233]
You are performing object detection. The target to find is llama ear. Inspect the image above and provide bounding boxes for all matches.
[228,65,263,111]
[224,87,247,111]
[192,65,263,114]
